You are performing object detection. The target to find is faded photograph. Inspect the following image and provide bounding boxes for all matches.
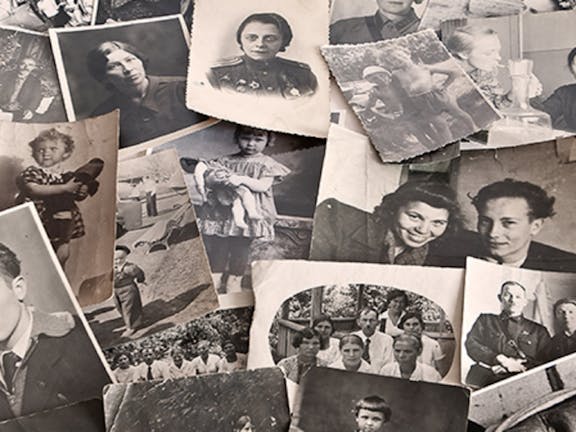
[103,368,290,431]
[269,284,456,385]
[152,120,325,295]
[0,0,94,31]
[50,16,207,149]
[0,27,66,123]
[95,0,194,28]
[104,306,252,383]
[0,114,118,306]
[0,204,112,422]
[292,367,469,432]
[311,125,576,273]
[322,30,499,162]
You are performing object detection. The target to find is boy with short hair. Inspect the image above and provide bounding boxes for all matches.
[354,395,391,432]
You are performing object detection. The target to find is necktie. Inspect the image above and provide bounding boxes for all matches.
[147,365,153,380]
[362,338,371,363]
[2,352,21,392]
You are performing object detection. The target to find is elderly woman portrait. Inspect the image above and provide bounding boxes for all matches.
[277,327,328,384]
[208,12,318,98]
[310,181,462,267]
[87,40,205,148]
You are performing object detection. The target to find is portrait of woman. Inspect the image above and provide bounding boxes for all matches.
[313,315,341,365]
[379,290,410,336]
[276,327,328,384]
[327,334,373,374]
[207,12,318,98]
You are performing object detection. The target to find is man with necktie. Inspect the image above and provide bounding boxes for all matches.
[352,307,394,372]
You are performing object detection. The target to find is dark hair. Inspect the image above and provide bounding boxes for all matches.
[354,395,392,421]
[357,307,378,320]
[339,334,364,350]
[373,181,462,236]
[387,289,409,306]
[312,315,335,334]
[233,415,253,431]
[115,245,131,255]
[236,13,293,52]
[233,125,273,147]
[114,351,133,364]
[471,179,555,220]
[0,243,21,282]
[29,128,75,155]
[398,312,424,330]
[393,333,422,352]
[221,339,236,349]
[568,47,576,75]
[87,41,148,84]
[292,327,321,348]
[553,298,576,316]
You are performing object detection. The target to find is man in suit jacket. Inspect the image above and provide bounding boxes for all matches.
[0,242,111,421]
[0,58,43,121]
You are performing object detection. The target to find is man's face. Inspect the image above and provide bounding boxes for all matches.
[19,58,37,77]
[114,250,128,269]
[477,197,543,264]
[377,0,415,16]
[393,340,419,367]
[142,349,155,365]
[223,342,236,356]
[357,311,379,337]
[499,284,528,317]
[556,303,576,335]
[356,408,386,432]
[197,341,210,355]
[0,275,24,346]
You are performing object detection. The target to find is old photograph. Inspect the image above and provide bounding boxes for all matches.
[151,120,325,296]
[462,258,576,391]
[84,149,218,349]
[0,26,66,123]
[49,16,208,149]
[94,0,194,28]
[186,0,330,137]
[0,203,112,422]
[248,260,464,387]
[322,30,500,162]
[0,113,118,306]
[310,125,576,273]
[103,368,290,431]
[103,305,253,383]
[292,367,469,432]
[0,0,94,31]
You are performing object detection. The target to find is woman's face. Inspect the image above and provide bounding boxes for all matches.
[341,342,363,366]
[388,296,407,313]
[298,336,321,360]
[466,34,502,72]
[117,354,130,369]
[104,49,147,93]
[394,201,450,249]
[240,21,283,62]
[393,340,419,367]
[238,423,255,432]
[402,317,423,337]
[313,320,333,340]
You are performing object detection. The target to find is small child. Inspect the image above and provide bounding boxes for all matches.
[16,128,103,266]
[354,395,392,432]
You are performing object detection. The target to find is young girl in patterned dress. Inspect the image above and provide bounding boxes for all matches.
[197,125,290,293]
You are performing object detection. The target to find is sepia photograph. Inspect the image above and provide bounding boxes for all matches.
[0,0,94,31]
[94,0,194,28]
[186,0,330,138]
[310,125,576,273]
[322,30,500,162]
[151,120,325,296]
[103,368,290,431]
[0,203,112,422]
[83,149,218,349]
[462,258,576,391]
[0,113,118,306]
[49,16,208,149]
[292,367,469,432]
[0,26,66,123]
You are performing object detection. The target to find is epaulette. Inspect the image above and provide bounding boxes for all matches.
[211,56,244,68]
[276,57,312,70]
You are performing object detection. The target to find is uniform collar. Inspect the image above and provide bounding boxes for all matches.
[373,8,419,33]
[500,312,523,323]
[242,55,278,71]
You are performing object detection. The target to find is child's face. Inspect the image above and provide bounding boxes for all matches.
[32,139,70,168]
[237,132,268,155]
[467,34,502,72]
[356,408,386,432]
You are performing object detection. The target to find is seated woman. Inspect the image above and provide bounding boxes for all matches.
[328,334,373,374]
[398,312,445,372]
[310,181,463,267]
[542,298,576,362]
[277,327,327,384]
[312,315,341,365]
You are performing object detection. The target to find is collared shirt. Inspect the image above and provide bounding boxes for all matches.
[379,361,442,383]
[190,354,221,375]
[217,353,247,373]
[0,309,33,389]
[420,334,445,367]
[352,330,394,371]
[328,358,374,374]
[133,360,171,381]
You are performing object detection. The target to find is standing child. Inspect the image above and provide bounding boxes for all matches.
[197,125,290,293]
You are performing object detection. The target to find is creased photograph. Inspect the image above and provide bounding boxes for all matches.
[0,0,95,31]
[321,30,500,162]
[310,126,576,273]
[186,0,330,138]
[463,257,576,392]
[49,15,208,149]
[94,0,194,28]
[84,149,218,349]
[292,367,469,432]
[151,120,325,296]
[0,26,66,123]
[0,203,112,422]
[103,368,290,432]
[0,113,118,306]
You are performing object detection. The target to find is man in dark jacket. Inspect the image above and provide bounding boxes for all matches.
[0,58,43,122]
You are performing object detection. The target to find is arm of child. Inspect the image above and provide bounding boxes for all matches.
[22,177,82,197]
[227,175,274,193]
[194,162,208,201]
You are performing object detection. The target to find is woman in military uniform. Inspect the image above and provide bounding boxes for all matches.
[208,12,318,98]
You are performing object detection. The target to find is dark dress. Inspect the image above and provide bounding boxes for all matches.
[541,84,576,132]
[0,71,43,121]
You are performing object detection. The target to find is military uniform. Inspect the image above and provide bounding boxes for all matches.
[208,55,318,98]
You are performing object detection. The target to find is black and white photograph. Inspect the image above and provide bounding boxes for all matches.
[186,0,330,138]
[0,0,94,31]
[103,305,253,383]
[0,203,112,422]
[291,367,469,432]
[310,125,576,273]
[0,399,105,432]
[248,260,464,388]
[462,258,576,391]
[103,368,290,431]
[0,113,118,306]
[151,120,325,296]
[94,0,194,27]
[442,10,576,148]
[321,30,500,162]
[84,149,218,348]
[49,16,208,149]
[0,26,66,123]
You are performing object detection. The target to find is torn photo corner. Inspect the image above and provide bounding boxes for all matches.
[0,203,113,422]
[185,0,331,138]
[321,29,500,162]
[0,111,119,307]
[103,368,290,432]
